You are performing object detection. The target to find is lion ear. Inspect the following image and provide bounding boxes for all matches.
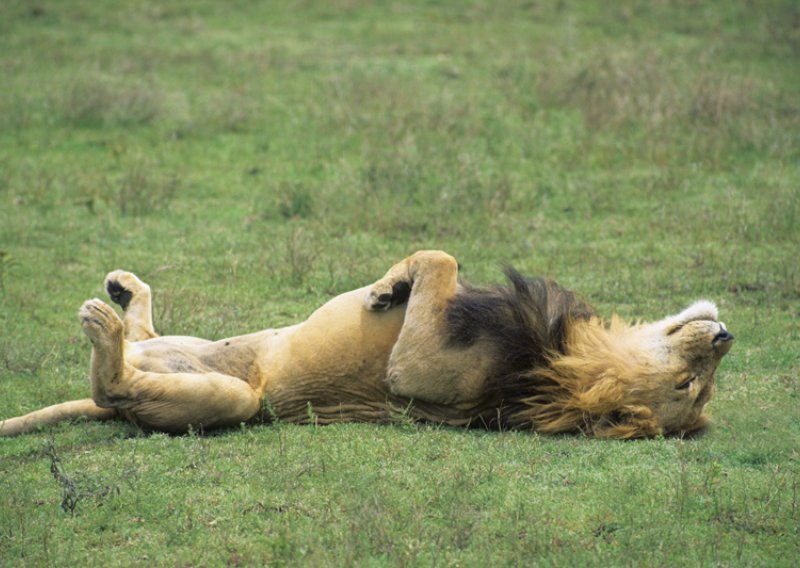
[592,405,660,439]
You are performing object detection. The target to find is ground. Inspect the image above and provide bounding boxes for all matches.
[0,0,798,565]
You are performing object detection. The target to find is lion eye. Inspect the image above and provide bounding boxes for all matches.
[676,376,697,390]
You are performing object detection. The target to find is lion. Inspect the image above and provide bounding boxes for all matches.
[0,250,733,439]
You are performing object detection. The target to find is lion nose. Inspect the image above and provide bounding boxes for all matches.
[713,325,734,344]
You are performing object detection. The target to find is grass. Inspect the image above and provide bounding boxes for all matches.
[1,0,798,565]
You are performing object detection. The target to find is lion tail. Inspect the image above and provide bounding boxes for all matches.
[0,399,118,437]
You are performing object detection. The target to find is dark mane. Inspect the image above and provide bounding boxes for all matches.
[446,268,596,427]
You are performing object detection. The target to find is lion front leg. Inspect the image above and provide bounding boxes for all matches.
[104,270,157,341]
[365,250,457,312]
[366,251,488,405]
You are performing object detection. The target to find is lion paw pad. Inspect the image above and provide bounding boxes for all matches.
[106,280,133,310]
[104,270,149,311]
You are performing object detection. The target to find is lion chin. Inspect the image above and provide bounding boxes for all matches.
[0,251,733,439]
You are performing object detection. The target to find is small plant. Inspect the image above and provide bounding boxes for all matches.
[58,73,165,126]
[283,226,321,286]
[278,182,314,219]
[45,439,120,516]
[306,401,318,426]
[114,159,179,216]
[0,250,14,293]
[46,439,80,514]
[388,399,418,430]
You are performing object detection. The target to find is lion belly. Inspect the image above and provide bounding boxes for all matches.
[259,287,407,423]
[123,287,408,423]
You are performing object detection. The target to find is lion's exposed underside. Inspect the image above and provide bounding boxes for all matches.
[1,251,733,439]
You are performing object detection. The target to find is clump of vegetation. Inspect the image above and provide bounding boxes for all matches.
[45,439,121,516]
[113,158,180,216]
[277,182,314,220]
[0,250,14,293]
[58,73,167,127]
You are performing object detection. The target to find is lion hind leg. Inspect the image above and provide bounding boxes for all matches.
[104,270,157,341]
[120,371,262,433]
[80,298,129,407]
[79,297,260,432]
[0,399,117,437]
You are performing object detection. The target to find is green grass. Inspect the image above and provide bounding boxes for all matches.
[1,0,798,565]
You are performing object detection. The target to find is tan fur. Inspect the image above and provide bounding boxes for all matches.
[513,315,721,438]
[0,251,733,438]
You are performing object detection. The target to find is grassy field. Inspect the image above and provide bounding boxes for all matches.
[1,0,798,565]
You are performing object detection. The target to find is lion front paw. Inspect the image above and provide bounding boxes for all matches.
[364,280,412,311]
[104,270,149,310]
[79,299,123,343]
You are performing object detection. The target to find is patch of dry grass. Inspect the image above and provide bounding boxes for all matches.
[547,47,794,165]
[57,72,168,126]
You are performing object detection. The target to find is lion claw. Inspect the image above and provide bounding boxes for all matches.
[365,287,393,311]
[365,281,411,311]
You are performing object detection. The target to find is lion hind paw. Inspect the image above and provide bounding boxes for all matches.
[104,270,149,310]
[106,280,133,310]
[79,299,123,341]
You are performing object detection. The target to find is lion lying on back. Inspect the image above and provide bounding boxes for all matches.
[0,251,733,439]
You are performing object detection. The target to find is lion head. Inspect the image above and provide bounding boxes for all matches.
[521,300,734,438]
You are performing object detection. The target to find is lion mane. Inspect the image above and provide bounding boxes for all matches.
[444,270,698,438]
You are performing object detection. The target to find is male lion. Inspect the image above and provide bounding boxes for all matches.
[1,251,733,439]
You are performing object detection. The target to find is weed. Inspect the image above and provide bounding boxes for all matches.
[282,226,321,286]
[113,157,179,216]
[204,90,262,133]
[277,182,314,220]
[306,402,318,427]
[154,285,196,336]
[0,250,14,293]
[45,439,120,516]
[57,72,165,126]
[388,399,419,430]
[559,49,679,129]
[0,342,57,376]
